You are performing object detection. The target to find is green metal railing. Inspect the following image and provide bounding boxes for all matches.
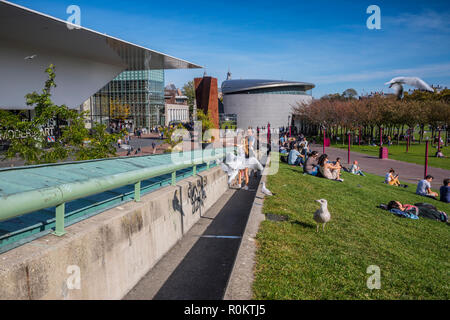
[0,148,231,237]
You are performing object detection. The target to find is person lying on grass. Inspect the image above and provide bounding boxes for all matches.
[416,175,439,200]
[387,201,448,222]
[318,154,343,182]
[350,160,365,176]
[440,179,450,203]
[387,201,417,213]
[384,168,408,188]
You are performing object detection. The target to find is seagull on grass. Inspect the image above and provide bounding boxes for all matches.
[261,182,273,196]
[313,199,331,232]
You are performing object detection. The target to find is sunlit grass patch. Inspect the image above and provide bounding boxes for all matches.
[253,162,450,300]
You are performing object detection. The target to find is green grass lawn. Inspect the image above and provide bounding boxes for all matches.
[253,161,450,300]
[331,142,450,171]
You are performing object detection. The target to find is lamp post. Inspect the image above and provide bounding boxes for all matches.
[348,131,351,164]
[288,115,291,137]
[359,127,361,146]
[379,126,383,146]
[437,127,442,152]
[323,126,326,154]
[446,125,448,147]
[424,138,429,178]
[406,129,410,153]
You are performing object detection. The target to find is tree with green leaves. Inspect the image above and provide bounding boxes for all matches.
[161,123,185,152]
[196,109,217,142]
[342,88,358,99]
[182,80,196,117]
[0,64,123,165]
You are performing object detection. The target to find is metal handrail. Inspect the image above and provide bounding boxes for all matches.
[0,147,232,236]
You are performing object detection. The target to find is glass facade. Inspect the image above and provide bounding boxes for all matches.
[88,70,165,129]
[219,113,237,128]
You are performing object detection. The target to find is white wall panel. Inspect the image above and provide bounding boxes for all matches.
[223,93,312,129]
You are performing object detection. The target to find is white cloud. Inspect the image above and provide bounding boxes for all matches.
[383,10,450,33]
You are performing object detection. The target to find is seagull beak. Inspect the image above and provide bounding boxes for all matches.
[315,200,321,203]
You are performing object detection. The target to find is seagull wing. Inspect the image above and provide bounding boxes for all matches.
[385,77,404,85]
[401,77,434,92]
[386,76,434,92]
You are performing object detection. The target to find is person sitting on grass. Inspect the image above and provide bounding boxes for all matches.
[304,151,319,176]
[288,145,304,166]
[318,154,343,182]
[279,143,288,155]
[384,168,408,188]
[416,175,439,200]
[440,179,450,203]
[299,137,309,151]
[330,157,342,168]
[350,160,365,176]
[436,150,445,158]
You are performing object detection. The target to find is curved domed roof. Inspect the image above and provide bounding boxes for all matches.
[221,79,315,94]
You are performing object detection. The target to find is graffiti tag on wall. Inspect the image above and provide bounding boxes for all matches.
[188,177,207,215]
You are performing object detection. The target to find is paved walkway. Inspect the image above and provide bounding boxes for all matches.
[311,144,450,189]
[124,177,260,300]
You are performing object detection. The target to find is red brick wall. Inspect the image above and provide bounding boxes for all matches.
[194,76,219,128]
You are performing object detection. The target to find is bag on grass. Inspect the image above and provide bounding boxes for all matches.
[414,203,448,222]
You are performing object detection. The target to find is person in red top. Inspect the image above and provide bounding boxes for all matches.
[387,201,418,215]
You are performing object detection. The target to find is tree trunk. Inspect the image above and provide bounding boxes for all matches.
[431,127,435,146]
[446,128,448,147]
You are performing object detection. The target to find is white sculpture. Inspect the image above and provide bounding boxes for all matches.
[385,77,434,99]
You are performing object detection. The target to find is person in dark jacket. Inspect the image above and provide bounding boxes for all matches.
[440,178,450,203]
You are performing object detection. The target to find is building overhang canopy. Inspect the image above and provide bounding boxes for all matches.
[0,0,202,110]
[0,0,202,70]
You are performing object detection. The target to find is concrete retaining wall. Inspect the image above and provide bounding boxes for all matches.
[0,166,227,300]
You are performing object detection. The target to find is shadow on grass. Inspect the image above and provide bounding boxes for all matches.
[291,220,315,229]
[286,167,305,174]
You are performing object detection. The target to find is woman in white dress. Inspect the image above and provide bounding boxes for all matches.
[220,136,263,189]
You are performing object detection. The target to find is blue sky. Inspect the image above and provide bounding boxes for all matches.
[8,0,450,97]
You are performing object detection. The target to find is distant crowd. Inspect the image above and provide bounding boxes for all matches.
[279,131,450,206]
